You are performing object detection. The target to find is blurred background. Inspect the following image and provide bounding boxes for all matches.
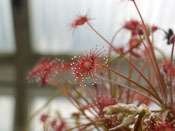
[0,0,175,130]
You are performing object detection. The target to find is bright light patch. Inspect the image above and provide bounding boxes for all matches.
[0,0,15,54]
[0,95,15,131]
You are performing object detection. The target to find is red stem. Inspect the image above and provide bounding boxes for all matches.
[138,35,164,100]
[99,63,165,106]
[170,43,175,104]
[88,22,159,97]
[52,79,100,130]
[127,54,133,103]
[57,72,99,114]
[133,1,167,102]
[108,28,122,97]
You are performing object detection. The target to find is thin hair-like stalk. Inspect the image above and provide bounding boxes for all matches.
[122,52,159,98]
[51,79,100,130]
[87,22,159,97]
[56,72,99,114]
[99,63,165,107]
[138,34,167,102]
[95,73,161,107]
[132,0,168,102]
[170,42,175,104]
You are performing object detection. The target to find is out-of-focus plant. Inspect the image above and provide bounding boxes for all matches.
[26,0,175,130]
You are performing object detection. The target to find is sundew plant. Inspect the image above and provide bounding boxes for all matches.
[27,0,175,130]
